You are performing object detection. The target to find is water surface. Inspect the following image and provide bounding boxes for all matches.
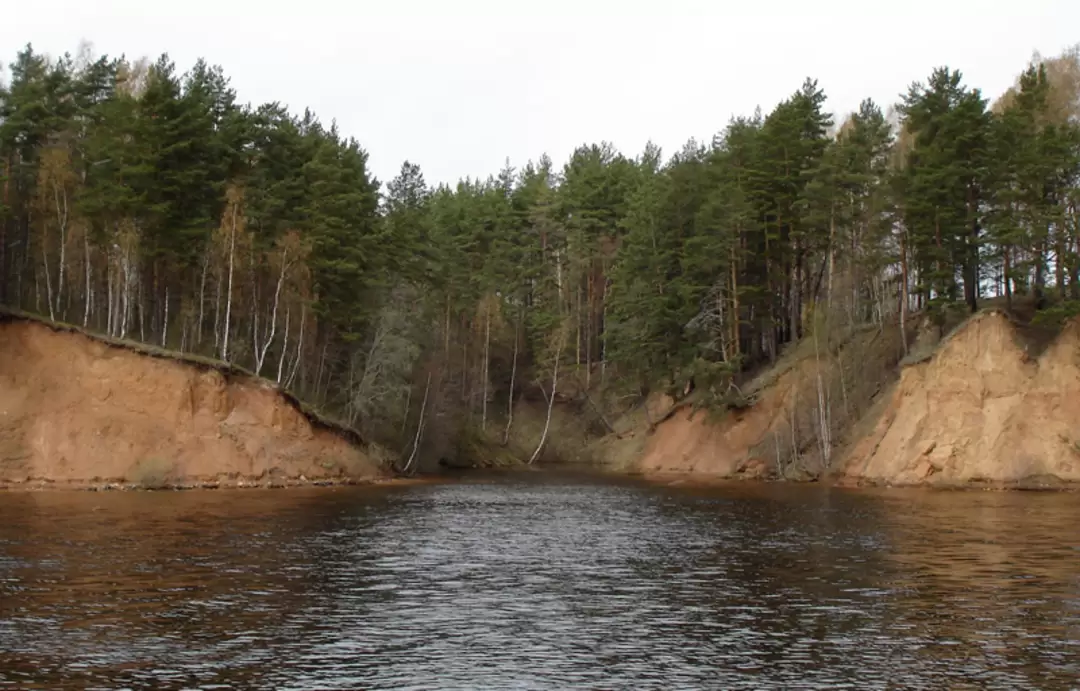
[1,473,1078,689]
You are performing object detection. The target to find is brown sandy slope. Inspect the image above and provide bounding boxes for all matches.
[620,309,1080,488]
[0,316,387,489]
[631,321,908,481]
[839,312,1080,487]
[633,378,798,480]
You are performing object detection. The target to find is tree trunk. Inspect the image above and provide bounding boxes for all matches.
[0,156,9,305]
[53,183,68,320]
[214,254,223,350]
[502,314,520,446]
[481,304,491,432]
[813,326,831,467]
[120,248,132,339]
[42,232,55,322]
[1056,219,1066,301]
[793,240,803,341]
[827,207,835,315]
[731,242,740,357]
[277,305,291,384]
[403,372,432,475]
[601,279,609,382]
[1034,239,1046,309]
[286,305,305,389]
[899,224,910,355]
[575,283,582,367]
[221,203,237,362]
[528,332,565,465]
[1003,246,1013,311]
[966,216,979,314]
[106,258,114,336]
[400,386,412,438]
[161,287,169,347]
[255,250,289,376]
[461,339,468,404]
[444,295,451,361]
[585,271,592,390]
[83,236,92,327]
[198,250,209,346]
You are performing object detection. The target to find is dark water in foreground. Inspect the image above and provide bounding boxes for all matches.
[0,473,1078,690]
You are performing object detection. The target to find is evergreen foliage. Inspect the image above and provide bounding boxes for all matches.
[3,42,1080,461]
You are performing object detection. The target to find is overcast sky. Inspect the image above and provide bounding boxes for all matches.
[4,0,1078,187]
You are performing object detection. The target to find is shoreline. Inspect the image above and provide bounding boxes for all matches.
[4,463,1078,493]
[8,466,1080,493]
[0,474,438,493]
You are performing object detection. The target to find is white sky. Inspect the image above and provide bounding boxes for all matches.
[4,0,1078,187]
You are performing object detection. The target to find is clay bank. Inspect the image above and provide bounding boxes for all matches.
[0,313,388,490]
[625,311,1080,489]
[4,309,1080,491]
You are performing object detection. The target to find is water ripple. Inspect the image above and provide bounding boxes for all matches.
[1,474,1078,689]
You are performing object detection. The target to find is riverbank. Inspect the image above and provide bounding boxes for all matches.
[587,308,1080,490]
[6,304,1080,492]
[0,309,391,490]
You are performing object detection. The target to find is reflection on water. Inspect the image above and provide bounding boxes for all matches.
[1,474,1078,689]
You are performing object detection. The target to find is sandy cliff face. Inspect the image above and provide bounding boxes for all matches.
[626,311,1080,487]
[0,319,385,488]
[635,377,797,480]
[840,312,1080,487]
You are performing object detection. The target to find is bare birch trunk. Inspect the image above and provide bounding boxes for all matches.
[827,207,835,315]
[198,250,208,346]
[601,278,609,382]
[42,234,55,321]
[277,305,291,384]
[54,184,68,320]
[106,258,113,336]
[221,203,237,362]
[444,296,451,361]
[161,287,169,347]
[286,305,305,389]
[255,250,289,376]
[120,249,132,339]
[528,332,565,465]
[899,224,910,355]
[812,321,831,468]
[314,341,329,403]
[731,238,740,357]
[403,372,432,475]
[83,236,91,327]
[214,257,222,350]
[502,315,519,446]
[137,273,144,342]
[400,387,412,437]
[575,284,581,367]
[482,306,490,432]
[789,383,798,472]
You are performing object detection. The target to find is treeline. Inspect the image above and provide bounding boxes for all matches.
[2,42,1079,463]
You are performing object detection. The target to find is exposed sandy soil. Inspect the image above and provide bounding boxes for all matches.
[623,311,1080,488]
[839,312,1080,488]
[0,318,386,490]
[631,321,906,481]
[634,381,795,481]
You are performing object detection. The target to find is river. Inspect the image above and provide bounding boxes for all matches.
[1,472,1078,689]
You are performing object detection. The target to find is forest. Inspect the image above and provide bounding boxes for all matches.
[2,42,1079,466]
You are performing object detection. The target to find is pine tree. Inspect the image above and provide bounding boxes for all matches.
[900,67,991,324]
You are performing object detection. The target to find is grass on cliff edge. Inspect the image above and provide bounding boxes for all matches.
[899,296,1076,368]
[0,305,368,452]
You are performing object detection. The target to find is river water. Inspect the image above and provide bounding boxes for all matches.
[0,472,1078,690]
